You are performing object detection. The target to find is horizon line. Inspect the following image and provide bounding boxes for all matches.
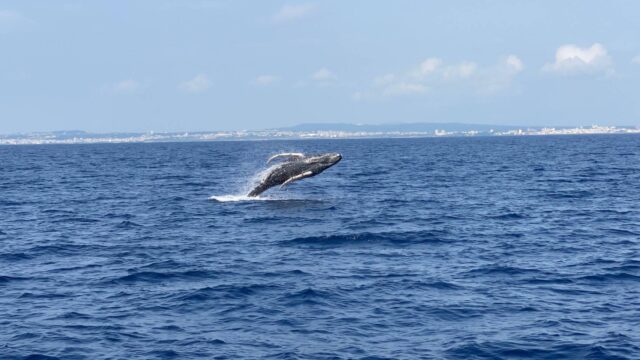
[2,121,639,136]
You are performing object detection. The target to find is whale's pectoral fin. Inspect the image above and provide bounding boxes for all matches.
[267,153,305,164]
[280,171,313,189]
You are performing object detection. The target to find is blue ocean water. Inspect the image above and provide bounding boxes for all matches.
[1,135,640,359]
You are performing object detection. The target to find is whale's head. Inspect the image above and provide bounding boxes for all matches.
[307,152,342,174]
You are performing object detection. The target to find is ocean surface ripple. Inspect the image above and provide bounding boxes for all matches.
[1,135,640,359]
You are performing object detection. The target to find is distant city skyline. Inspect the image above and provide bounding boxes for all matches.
[2,123,638,145]
[2,1,640,133]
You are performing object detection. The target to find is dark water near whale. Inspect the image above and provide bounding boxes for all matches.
[1,135,640,359]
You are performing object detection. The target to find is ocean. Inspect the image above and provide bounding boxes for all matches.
[1,135,639,359]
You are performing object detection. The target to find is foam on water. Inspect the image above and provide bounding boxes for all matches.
[209,193,308,202]
[209,194,270,202]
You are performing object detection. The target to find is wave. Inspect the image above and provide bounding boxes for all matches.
[177,284,278,302]
[115,220,143,228]
[19,292,70,299]
[104,212,135,219]
[606,260,640,272]
[278,287,347,307]
[0,275,29,284]
[604,228,640,236]
[538,286,603,295]
[426,306,484,321]
[545,190,594,199]
[281,230,450,247]
[144,350,180,359]
[26,244,108,257]
[19,354,61,360]
[137,259,190,270]
[405,280,464,291]
[10,332,40,341]
[463,265,552,277]
[447,337,639,359]
[52,311,92,320]
[110,269,220,284]
[0,199,23,206]
[490,212,526,220]
[258,269,310,277]
[51,217,100,224]
[576,272,640,283]
[0,252,32,261]
[372,278,465,292]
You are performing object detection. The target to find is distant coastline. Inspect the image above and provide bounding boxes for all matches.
[1,123,639,145]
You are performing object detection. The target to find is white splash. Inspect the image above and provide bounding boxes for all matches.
[208,194,270,202]
[210,150,302,203]
[208,194,305,202]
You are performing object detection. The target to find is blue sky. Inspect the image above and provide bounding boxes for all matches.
[1,0,640,133]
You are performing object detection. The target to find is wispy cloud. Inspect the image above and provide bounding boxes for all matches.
[311,68,335,81]
[179,74,211,93]
[111,79,142,94]
[632,55,640,65]
[411,58,442,80]
[542,43,612,75]
[477,55,525,95]
[361,55,524,99]
[272,3,316,23]
[254,74,279,86]
[371,73,426,96]
[382,82,427,96]
[442,61,478,80]
[505,54,524,72]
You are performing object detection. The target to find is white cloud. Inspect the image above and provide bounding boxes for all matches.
[543,43,612,75]
[382,82,427,96]
[254,75,279,85]
[411,58,442,79]
[179,74,211,93]
[505,54,524,73]
[311,68,335,81]
[477,55,525,94]
[112,79,142,94]
[442,61,478,80]
[374,73,397,87]
[632,55,640,65]
[273,3,316,22]
[363,55,524,99]
[370,74,428,96]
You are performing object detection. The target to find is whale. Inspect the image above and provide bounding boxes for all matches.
[247,152,342,197]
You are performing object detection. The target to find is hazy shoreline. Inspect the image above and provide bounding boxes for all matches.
[1,125,639,146]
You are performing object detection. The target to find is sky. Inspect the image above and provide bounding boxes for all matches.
[1,0,640,133]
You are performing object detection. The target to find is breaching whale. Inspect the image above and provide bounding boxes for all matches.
[247,152,342,197]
